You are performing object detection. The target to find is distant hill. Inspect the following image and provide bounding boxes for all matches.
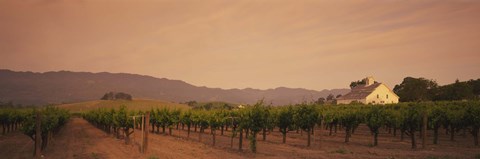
[0,69,349,106]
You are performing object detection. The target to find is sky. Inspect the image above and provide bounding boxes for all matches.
[1,0,479,91]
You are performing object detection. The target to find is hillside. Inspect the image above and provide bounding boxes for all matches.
[58,99,190,113]
[0,69,349,106]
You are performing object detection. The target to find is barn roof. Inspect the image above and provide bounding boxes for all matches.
[337,83,382,100]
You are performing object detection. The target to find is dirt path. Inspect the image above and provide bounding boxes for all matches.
[0,130,34,159]
[46,118,252,159]
[44,117,142,159]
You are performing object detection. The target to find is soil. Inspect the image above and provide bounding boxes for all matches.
[1,118,478,159]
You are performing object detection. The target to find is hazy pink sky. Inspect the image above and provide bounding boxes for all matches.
[1,0,479,90]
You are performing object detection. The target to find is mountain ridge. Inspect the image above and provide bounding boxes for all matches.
[0,69,349,106]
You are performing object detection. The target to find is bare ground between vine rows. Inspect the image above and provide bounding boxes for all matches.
[1,117,478,159]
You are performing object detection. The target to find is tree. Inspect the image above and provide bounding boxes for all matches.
[336,94,342,99]
[112,106,134,144]
[277,106,294,143]
[208,111,222,146]
[339,106,362,143]
[149,109,157,133]
[402,104,423,149]
[322,107,340,136]
[169,109,181,135]
[316,97,325,105]
[180,110,193,138]
[465,101,480,146]
[326,94,335,101]
[236,108,249,151]
[101,92,115,100]
[21,107,70,153]
[350,79,366,89]
[115,92,133,100]
[385,108,402,137]
[197,111,209,142]
[101,92,132,100]
[185,101,198,107]
[445,103,466,142]
[203,103,213,110]
[246,101,268,153]
[0,109,9,134]
[152,109,162,133]
[365,106,386,146]
[222,103,233,110]
[20,109,36,141]
[393,77,438,102]
[467,79,480,98]
[435,80,474,101]
[261,106,276,141]
[293,104,318,147]
[217,109,228,135]
[429,103,447,144]
[158,108,173,134]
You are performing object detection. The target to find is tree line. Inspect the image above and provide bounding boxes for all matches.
[393,77,480,102]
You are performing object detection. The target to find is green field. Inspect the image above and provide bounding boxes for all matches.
[58,99,190,113]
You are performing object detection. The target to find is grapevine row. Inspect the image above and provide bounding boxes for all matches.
[83,100,480,153]
[1,106,70,154]
[0,108,27,134]
[21,107,70,151]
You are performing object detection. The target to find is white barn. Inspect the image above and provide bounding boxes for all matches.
[337,77,399,105]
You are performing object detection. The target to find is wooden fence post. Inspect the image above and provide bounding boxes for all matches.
[132,116,136,147]
[35,112,41,158]
[144,112,150,154]
[422,111,427,149]
[141,115,144,153]
[319,121,323,148]
[312,125,315,146]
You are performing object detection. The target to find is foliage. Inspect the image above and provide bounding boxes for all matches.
[83,100,480,152]
[101,92,133,101]
[350,79,366,89]
[394,77,479,102]
[20,106,70,151]
[246,101,268,153]
[365,106,386,146]
[277,106,293,143]
[435,80,475,101]
[331,147,349,154]
[394,77,438,102]
[293,104,318,146]
[0,108,28,134]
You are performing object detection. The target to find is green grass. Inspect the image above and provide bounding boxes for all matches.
[331,147,350,154]
[147,155,159,159]
[91,152,99,159]
[58,99,190,113]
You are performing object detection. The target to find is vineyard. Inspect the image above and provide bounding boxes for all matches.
[1,101,479,158]
[0,108,27,135]
[81,100,480,155]
[0,107,70,156]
